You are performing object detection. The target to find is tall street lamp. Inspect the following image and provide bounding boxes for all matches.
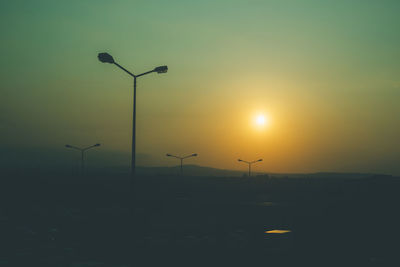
[166,153,198,174]
[98,52,168,177]
[65,143,101,175]
[238,158,262,177]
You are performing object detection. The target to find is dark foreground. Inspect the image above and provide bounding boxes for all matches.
[1,173,399,266]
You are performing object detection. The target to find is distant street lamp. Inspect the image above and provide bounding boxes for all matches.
[166,153,198,174]
[98,52,168,177]
[238,158,262,177]
[65,143,101,175]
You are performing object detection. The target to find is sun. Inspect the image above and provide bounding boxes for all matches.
[253,113,270,129]
[256,115,266,126]
[251,112,270,130]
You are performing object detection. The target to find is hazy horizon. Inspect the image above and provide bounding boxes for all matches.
[0,146,396,177]
[1,0,399,175]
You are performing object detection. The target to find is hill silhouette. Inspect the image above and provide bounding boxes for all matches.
[1,146,394,179]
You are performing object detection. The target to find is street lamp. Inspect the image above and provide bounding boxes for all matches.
[65,143,101,175]
[166,153,198,175]
[98,52,168,177]
[238,158,262,177]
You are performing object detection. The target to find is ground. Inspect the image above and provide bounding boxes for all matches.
[1,174,399,266]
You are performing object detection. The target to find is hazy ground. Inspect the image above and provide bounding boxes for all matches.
[1,173,399,266]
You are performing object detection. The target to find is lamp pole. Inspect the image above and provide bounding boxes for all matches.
[98,52,168,177]
[238,158,262,177]
[65,143,101,175]
[166,153,198,175]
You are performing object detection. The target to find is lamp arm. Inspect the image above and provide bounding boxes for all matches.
[136,69,155,77]
[67,145,82,151]
[83,145,98,151]
[168,154,182,159]
[114,62,136,78]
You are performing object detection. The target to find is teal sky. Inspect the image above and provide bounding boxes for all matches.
[1,0,399,174]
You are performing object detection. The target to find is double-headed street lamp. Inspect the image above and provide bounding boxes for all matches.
[65,143,101,175]
[98,52,168,177]
[238,158,262,177]
[166,153,198,174]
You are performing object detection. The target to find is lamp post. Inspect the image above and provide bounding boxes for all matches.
[238,158,262,177]
[98,52,168,177]
[166,153,198,174]
[65,143,101,175]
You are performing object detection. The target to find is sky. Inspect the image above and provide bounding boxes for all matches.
[1,0,399,175]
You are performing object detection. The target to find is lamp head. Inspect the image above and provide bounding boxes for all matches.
[191,153,198,157]
[98,52,115,64]
[166,154,171,157]
[154,65,168,74]
[65,145,72,148]
[258,159,263,162]
[238,159,242,162]
[94,143,101,147]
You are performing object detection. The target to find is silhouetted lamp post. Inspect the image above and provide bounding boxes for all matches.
[166,153,198,174]
[238,158,262,177]
[65,143,101,175]
[98,52,167,177]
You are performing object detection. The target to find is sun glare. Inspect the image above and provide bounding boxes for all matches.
[256,115,266,125]
[254,114,269,128]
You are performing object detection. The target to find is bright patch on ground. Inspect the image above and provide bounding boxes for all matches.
[265,230,291,234]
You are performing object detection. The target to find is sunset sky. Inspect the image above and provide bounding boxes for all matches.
[1,0,399,175]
